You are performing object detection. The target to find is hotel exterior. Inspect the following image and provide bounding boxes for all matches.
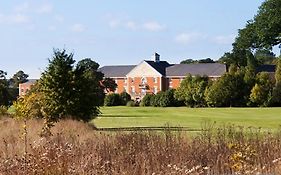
[99,53,227,100]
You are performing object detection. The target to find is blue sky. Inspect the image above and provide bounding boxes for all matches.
[0,0,265,78]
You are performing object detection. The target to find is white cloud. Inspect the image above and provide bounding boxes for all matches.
[143,21,165,32]
[175,32,204,44]
[125,21,137,30]
[71,24,85,32]
[213,34,236,45]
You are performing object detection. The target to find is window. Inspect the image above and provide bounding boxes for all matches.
[153,86,158,94]
[141,77,147,84]
[153,77,157,83]
[115,79,118,84]
[131,86,135,93]
[131,78,134,83]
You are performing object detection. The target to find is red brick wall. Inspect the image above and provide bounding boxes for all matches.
[19,83,33,96]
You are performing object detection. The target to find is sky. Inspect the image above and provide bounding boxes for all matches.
[0,0,267,78]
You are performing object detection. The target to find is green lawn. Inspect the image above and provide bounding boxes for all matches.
[92,107,281,130]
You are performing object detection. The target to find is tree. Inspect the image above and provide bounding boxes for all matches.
[198,58,215,63]
[250,72,274,106]
[180,59,195,64]
[254,49,276,64]
[205,69,247,107]
[272,58,281,105]
[120,91,131,105]
[101,78,117,93]
[104,93,121,106]
[0,70,9,106]
[10,70,29,88]
[254,0,281,48]
[72,58,105,120]
[36,49,104,135]
[175,74,209,107]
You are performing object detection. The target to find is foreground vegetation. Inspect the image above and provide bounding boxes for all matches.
[1,117,281,174]
[94,107,281,130]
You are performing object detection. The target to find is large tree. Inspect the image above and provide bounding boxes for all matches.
[10,70,29,88]
[174,74,209,107]
[37,49,104,134]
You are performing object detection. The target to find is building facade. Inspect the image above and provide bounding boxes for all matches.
[99,53,227,100]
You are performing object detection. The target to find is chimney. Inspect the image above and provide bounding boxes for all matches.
[154,52,160,63]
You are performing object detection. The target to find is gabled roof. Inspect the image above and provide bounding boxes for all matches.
[98,65,136,77]
[166,63,226,77]
[144,60,171,76]
[256,64,276,73]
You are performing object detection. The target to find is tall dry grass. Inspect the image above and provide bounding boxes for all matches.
[0,117,281,174]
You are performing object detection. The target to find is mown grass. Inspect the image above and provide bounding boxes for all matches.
[94,107,281,130]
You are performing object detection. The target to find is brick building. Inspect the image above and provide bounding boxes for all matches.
[99,53,226,100]
[18,79,38,96]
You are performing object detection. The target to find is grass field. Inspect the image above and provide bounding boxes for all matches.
[93,107,281,130]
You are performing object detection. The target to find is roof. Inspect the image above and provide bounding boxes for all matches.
[98,65,136,77]
[256,64,276,73]
[20,79,38,85]
[166,63,226,77]
[144,60,171,75]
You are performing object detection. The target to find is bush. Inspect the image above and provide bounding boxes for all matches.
[0,105,8,116]
[126,100,136,107]
[120,91,131,105]
[104,93,122,106]
[140,94,153,107]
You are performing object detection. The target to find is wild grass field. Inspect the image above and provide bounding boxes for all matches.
[94,107,281,130]
[1,117,281,174]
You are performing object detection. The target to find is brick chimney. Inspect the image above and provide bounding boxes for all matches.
[154,52,160,63]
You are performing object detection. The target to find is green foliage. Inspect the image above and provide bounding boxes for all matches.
[140,94,153,107]
[205,70,247,107]
[272,59,281,105]
[71,58,105,121]
[120,91,131,105]
[101,78,117,93]
[250,72,274,106]
[255,49,276,64]
[29,49,105,136]
[126,100,136,107]
[104,93,122,106]
[0,105,8,116]
[175,74,208,107]
[9,70,29,88]
[0,70,9,106]
[40,49,76,123]
[147,89,180,107]
[13,91,44,120]
[180,58,215,64]
[254,0,281,48]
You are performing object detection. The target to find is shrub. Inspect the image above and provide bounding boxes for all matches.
[140,94,153,107]
[104,93,122,106]
[120,91,131,105]
[0,105,8,116]
[126,100,136,107]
